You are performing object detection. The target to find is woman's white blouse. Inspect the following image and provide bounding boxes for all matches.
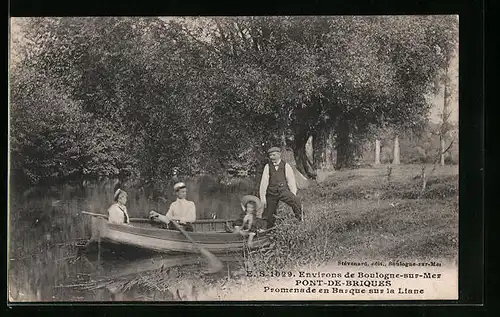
[107,203,130,224]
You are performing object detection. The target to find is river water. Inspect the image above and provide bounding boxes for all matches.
[8,178,257,301]
[9,227,248,301]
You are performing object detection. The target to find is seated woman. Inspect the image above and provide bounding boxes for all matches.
[149,182,196,232]
[108,188,130,225]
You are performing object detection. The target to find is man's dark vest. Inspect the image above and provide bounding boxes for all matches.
[267,160,287,195]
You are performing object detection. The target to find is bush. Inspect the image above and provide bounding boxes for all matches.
[245,168,459,270]
[246,204,341,270]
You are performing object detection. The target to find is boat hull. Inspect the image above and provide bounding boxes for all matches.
[91,217,270,254]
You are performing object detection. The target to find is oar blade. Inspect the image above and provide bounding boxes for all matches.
[200,249,223,274]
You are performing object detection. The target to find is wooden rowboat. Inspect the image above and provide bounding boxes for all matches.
[89,216,270,254]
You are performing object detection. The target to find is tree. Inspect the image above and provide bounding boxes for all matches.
[168,16,459,175]
[10,62,136,187]
[374,139,381,165]
[11,17,188,186]
[393,135,401,165]
[10,16,459,188]
[436,26,458,166]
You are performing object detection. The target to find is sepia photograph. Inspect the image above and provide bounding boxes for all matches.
[8,16,459,302]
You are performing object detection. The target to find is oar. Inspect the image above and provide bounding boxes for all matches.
[80,211,145,222]
[161,216,223,274]
[81,211,108,218]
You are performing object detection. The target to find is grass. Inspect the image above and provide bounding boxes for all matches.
[275,164,458,264]
[8,164,458,301]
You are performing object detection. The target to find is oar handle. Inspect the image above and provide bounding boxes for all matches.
[81,211,108,218]
[165,216,197,244]
[80,211,145,222]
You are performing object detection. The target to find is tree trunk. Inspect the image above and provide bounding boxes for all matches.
[281,105,288,151]
[421,164,427,191]
[375,139,381,165]
[293,131,317,179]
[335,119,355,169]
[327,133,336,169]
[305,135,314,167]
[440,136,446,166]
[392,135,400,165]
[440,62,451,166]
[312,128,329,170]
[281,130,287,150]
[324,133,334,170]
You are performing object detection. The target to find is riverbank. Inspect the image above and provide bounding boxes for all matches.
[85,164,458,301]
[8,164,458,301]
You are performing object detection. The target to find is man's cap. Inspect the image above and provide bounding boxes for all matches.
[173,182,187,191]
[267,147,281,154]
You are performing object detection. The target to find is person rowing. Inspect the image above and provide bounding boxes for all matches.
[149,182,196,232]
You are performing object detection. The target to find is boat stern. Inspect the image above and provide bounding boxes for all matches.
[90,216,109,241]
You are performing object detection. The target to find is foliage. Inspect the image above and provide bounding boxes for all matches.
[10,66,134,186]
[175,16,458,172]
[10,16,458,186]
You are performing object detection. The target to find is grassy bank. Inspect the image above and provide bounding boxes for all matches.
[260,164,459,267]
[8,164,458,301]
[188,164,458,301]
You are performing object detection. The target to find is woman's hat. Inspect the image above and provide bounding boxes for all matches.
[241,195,264,217]
[173,182,187,191]
[113,188,127,201]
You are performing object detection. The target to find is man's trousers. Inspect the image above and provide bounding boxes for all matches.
[262,189,302,228]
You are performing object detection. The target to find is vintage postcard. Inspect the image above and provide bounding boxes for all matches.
[8,16,459,302]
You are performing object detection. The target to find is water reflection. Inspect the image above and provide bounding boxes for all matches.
[67,250,245,301]
[9,177,257,301]
[10,236,247,301]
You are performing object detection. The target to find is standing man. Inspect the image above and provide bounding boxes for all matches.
[260,147,303,228]
[149,182,196,232]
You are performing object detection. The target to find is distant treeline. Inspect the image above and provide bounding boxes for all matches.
[360,122,458,165]
[10,16,458,188]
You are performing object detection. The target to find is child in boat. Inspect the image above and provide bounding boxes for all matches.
[233,196,268,245]
[237,200,257,231]
[233,200,258,245]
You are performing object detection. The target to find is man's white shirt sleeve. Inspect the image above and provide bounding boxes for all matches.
[165,202,174,220]
[285,163,298,195]
[260,164,270,201]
